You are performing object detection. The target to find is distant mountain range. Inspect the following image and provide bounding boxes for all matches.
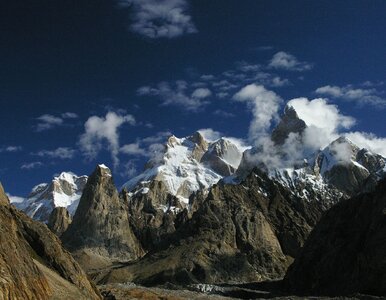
[13,105,385,225]
[4,104,386,298]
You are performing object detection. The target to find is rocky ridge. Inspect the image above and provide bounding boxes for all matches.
[0,182,101,300]
[95,168,323,286]
[285,177,386,296]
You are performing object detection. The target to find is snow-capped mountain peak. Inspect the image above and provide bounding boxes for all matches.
[12,171,88,222]
[123,131,244,203]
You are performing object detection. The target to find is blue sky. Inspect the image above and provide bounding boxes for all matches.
[1,0,385,196]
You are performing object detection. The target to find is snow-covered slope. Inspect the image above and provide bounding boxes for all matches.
[123,132,244,204]
[235,106,386,207]
[267,137,384,205]
[11,172,88,222]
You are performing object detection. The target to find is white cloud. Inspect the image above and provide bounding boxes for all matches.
[21,161,43,170]
[35,147,75,159]
[200,74,216,81]
[315,84,386,107]
[268,51,313,71]
[287,97,356,149]
[197,128,222,142]
[213,109,235,118]
[233,84,283,142]
[61,112,78,119]
[120,142,148,156]
[121,161,138,178]
[0,146,22,153]
[120,0,197,39]
[79,112,136,168]
[35,112,78,131]
[270,76,291,87]
[142,131,173,144]
[344,132,386,157]
[137,81,210,112]
[35,114,63,131]
[191,88,212,99]
[6,193,24,204]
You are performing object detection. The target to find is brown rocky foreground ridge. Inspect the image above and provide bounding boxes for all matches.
[0,182,101,300]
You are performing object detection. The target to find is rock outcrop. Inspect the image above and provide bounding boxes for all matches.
[271,105,306,145]
[0,182,9,205]
[97,169,323,285]
[48,206,72,237]
[61,165,143,270]
[0,182,101,300]
[201,138,243,176]
[123,180,184,252]
[285,177,386,296]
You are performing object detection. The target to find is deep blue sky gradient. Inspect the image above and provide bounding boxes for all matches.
[1,0,385,195]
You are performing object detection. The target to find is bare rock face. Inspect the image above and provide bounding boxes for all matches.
[189,131,209,161]
[0,182,9,205]
[124,180,184,252]
[48,206,72,237]
[62,165,143,270]
[98,169,322,286]
[285,177,386,296]
[0,182,101,300]
[271,105,306,145]
[201,138,243,176]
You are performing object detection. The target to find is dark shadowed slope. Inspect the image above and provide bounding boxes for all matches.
[285,178,386,296]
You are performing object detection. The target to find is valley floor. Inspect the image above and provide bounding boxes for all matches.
[98,282,385,300]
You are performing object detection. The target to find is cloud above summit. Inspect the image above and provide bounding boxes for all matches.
[233,84,283,142]
[79,111,136,168]
[119,0,197,39]
[287,97,356,150]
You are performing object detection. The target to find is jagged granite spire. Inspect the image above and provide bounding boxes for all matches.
[271,105,307,145]
[48,206,72,237]
[62,165,143,269]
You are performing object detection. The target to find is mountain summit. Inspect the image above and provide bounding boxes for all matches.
[61,165,143,270]
[12,172,87,222]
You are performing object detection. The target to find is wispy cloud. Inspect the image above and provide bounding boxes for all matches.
[287,97,356,150]
[119,0,197,39]
[213,109,235,118]
[35,112,78,132]
[197,128,222,141]
[120,142,148,156]
[0,145,22,153]
[21,161,43,170]
[268,51,313,71]
[34,147,76,159]
[315,84,386,107]
[79,111,136,168]
[344,132,386,157]
[233,84,283,141]
[137,81,212,112]
[6,193,24,204]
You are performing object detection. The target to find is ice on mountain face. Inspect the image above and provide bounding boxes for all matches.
[266,136,386,202]
[14,172,88,222]
[123,132,245,200]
